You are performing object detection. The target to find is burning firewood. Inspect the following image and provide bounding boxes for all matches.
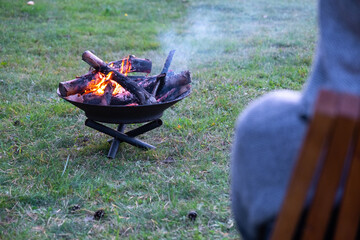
[109,55,152,74]
[58,55,152,97]
[59,72,95,97]
[59,50,191,107]
[83,82,114,105]
[82,50,156,105]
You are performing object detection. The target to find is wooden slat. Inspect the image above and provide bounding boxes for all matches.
[301,93,360,240]
[270,90,339,240]
[334,122,360,240]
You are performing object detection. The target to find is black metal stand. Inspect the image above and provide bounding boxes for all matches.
[85,119,163,159]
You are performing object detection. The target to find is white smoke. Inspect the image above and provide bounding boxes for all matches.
[159,6,224,72]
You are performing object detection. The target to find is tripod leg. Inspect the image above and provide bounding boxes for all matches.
[107,124,125,159]
[126,119,163,137]
[85,119,156,151]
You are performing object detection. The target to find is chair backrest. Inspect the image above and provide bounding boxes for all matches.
[271,89,360,240]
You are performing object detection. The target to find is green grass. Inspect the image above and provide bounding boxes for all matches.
[0,0,316,239]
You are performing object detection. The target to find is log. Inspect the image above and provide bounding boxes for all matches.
[109,55,152,74]
[60,73,165,103]
[102,82,114,105]
[83,82,114,105]
[82,93,104,105]
[59,54,151,97]
[173,84,191,100]
[161,50,175,74]
[65,93,84,103]
[157,71,191,97]
[137,73,166,95]
[60,50,190,106]
[156,88,176,103]
[59,72,95,97]
[157,84,191,103]
[110,92,135,105]
[82,51,156,105]
[128,76,146,82]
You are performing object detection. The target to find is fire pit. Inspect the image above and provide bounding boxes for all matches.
[57,50,191,158]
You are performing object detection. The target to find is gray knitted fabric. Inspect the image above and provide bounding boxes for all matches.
[301,0,360,117]
[230,0,360,239]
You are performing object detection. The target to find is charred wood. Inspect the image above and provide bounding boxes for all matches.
[156,84,190,103]
[65,93,84,103]
[110,55,152,74]
[83,83,114,105]
[83,93,104,105]
[59,72,95,97]
[102,83,114,105]
[173,84,191,100]
[137,73,166,96]
[156,88,176,103]
[157,71,191,97]
[128,76,146,82]
[109,69,155,105]
[110,92,136,105]
[161,50,175,74]
[59,55,151,97]
[60,50,191,106]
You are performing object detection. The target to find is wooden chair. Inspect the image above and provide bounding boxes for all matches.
[271,90,360,240]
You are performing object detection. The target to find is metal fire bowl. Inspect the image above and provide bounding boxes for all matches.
[57,88,191,124]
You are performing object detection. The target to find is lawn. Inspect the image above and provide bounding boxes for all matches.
[0,0,316,239]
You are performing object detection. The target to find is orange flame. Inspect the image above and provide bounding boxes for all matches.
[84,71,126,96]
[83,56,132,97]
[120,56,131,76]
[112,80,126,95]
